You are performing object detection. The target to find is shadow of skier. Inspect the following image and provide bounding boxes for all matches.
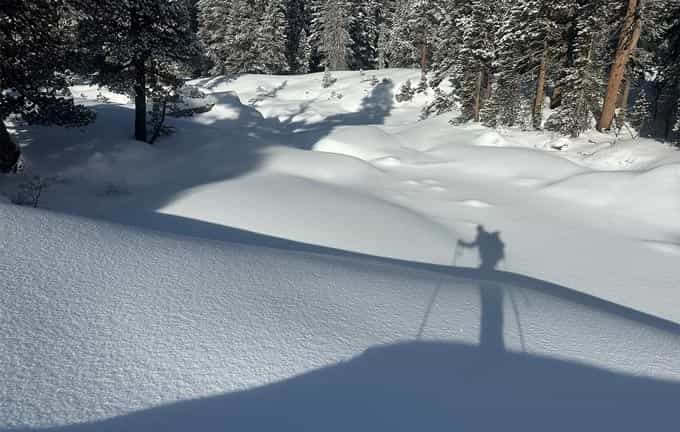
[457,225,506,355]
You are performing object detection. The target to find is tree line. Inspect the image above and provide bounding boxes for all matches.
[2,0,679,173]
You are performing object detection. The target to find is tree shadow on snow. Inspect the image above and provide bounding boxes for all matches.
[18,79,396,230]
[5,219,680,432]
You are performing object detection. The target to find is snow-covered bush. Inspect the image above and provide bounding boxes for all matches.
[322,69,336,88]
[95,92,110,104]
[11,175,52,208]
[395,80,415,103]
[416,74,429,94]
[421,88,455,119]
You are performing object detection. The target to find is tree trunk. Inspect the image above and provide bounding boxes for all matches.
[0,120,21,174]
[473,70,484,122]
[533,42,549,129]
[618,72,632,110]
[420,43,429,75]
[598,0,643,131]
[134,58,147,142]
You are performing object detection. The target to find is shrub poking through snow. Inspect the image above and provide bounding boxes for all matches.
[421,88,455,119]
[12,176,53,208]
[395,79,415,103]
[416,74,429,94]
[322,68,337,88]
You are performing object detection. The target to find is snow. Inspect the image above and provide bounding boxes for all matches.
[2,68,680,430]
[2,204,680,431]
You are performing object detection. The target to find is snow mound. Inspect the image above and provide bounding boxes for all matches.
[158,171,457,265]
[543,163,680,233]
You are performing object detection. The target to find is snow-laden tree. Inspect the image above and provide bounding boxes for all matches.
[657,3,680,142]
[349,0,381,70]
[254,0,290,74]
[200,0,260,74]
[311,0,354,70]
[453,0,508,123]
[546,0,613,137]
[285,0,310,72]
[0,0,93,172]
[488,0,565,129]
[627,87,652,134]
[77,0,199,142]
[295,29,313,73]
[378,0,414,68]
[197,0,231,73]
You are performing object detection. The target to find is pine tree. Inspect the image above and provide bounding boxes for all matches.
[380,0,416,68]
[493,0,564,129]
[255,0,290,74]
[285,0,310,72]
[78,0,199,142]
[658,3,680,142]
[199,0,269,74]
[628,88,652,134]
[1,0,93,172]
[197,0,231,74]
[599,0,645,131]
[311,0,353,70]
[350,0,381,70]
[453,0,507,123]
[295,29,313,73]
[546,0,612,137]
[409,0,435,74]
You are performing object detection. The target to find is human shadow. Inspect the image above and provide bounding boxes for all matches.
[13,340,680,432]
[458,225,507,354]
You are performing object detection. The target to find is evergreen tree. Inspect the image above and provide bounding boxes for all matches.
[255,0,290,74]
[599,0,644,131]
[311,0,353,70]
[77,0,199,142]
[350,0,381,70]
[409,0,435,74]
[0,0,93,172]
[453,0,507,123]
[380,0,416,68]
[628,87,652,134]
[285,0,310,72]
[546,0,612,137]
[197,0,231,74]
[492,0,565,129]
[658,3,680,142]
[295,29,313,73]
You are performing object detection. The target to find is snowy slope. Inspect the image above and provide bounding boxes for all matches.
[3,69,680,319]
[2,203,680,432]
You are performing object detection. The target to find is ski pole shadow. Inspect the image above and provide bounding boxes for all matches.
[457,225,506,355]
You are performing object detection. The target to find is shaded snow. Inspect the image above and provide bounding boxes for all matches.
[1,204,680,431]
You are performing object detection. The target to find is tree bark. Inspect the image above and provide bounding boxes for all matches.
[420,43,429,75]
[533,42,549,129]
[134,58,147,142]
[618,72,632,110]
[473,70,484,122]
[598,0,643,131]
[550,87,562,109]
[0,120,21,174]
